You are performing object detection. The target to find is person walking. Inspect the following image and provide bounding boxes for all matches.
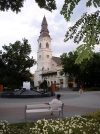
[79,85,83,94]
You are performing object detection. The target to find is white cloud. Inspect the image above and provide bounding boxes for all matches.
[0,0,99,73]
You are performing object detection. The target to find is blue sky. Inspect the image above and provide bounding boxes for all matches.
[0,0,99,73]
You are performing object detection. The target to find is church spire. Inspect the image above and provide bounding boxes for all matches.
[39,16,50,38]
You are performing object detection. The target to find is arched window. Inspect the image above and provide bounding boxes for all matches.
[39,43,41,49]
[47,55,49,58]
[39,55,41,58]
[46,43,49,48]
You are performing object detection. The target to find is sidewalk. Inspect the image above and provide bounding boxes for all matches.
[0,89,100,124]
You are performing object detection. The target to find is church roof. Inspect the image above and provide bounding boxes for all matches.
[52,56,62,65]
[39,16,50,38]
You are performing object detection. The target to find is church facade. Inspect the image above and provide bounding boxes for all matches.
[34,16,76,88]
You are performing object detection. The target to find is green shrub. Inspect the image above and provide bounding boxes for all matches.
[85,110,100,122]
[88,87,100,91]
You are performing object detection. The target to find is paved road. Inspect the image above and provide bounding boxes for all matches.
[0,89,100,124]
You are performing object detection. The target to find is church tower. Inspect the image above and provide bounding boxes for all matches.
[34,16,52,86]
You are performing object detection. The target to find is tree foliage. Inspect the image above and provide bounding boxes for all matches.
[60,0,100,21]
[60,0,100,63]
[60,52,79,76]
[64,10,100,64]
[39,79,47,90]
[0,58,6,84]
[0,0,24,13]
[60,51,100,87]
[0,0,56,13]
[35,0,56,11]
[0,38,36,89]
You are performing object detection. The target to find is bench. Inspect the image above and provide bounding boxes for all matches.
[25,103,64,119]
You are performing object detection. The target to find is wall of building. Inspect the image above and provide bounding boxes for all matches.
[34,70,42,87]
[51,59,58,71]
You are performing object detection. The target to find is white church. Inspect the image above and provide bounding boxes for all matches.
[34,16,76,89]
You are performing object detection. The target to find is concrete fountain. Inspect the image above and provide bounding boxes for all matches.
[1,82,55,98]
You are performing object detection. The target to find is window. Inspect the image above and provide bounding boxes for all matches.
[39,43,41,49]
[60,79,63,84]
[39,55,41,58]
[46,43,49,48]
[59,72,61,76]
[47,55,49,58]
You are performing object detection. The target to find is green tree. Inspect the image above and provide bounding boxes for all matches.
[60,52,79,76]
[82,52,100,87]
[60,51,82,86]
[39,79,48,92]
[0,58,6,85]
[61,51,100,87]
[1,38,36,89]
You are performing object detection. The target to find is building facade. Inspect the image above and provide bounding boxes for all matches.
[34,16,76,88]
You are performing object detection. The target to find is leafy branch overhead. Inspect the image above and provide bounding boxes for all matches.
[60,0,100,21]
[64,10,100,64]
[0,0,99,13]
[0,0,56,13]
[0,0,24,13]
[35,0,56,11]
[60,0,100,63]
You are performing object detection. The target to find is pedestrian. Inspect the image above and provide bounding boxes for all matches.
[60,82,63,90]
[79,85,83,94]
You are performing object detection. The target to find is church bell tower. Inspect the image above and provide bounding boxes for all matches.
[34,16,52,86]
